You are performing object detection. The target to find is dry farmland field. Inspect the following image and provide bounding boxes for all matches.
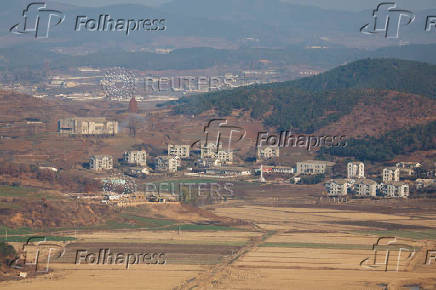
[2,183,436,289]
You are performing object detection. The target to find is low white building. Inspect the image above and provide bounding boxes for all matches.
[123,150,147,166]
[325,179,348,196]
[381,182,409,198]
[354,179,377,197]
[396,162,421,169]
[383,167,400,183]
[297,160,336,175]
[396,162,421,176]
[90,155,113,171]
[257,146,280,161]
[347,162,365,179]
[168,145,190,158]
[415,179,435,190]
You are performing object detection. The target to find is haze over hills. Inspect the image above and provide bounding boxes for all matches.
[1,0,436,49]
[4,43,436,76]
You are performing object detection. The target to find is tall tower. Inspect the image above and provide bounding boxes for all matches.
[260,164,266,183]
[128,97,138,113]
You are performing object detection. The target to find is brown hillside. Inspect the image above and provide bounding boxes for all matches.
[316,90,436,138]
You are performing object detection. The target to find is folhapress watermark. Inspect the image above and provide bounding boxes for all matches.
[256,131,347,151]
[360,237,416,272]
[74,15,166,36]
[10,3,65,39]
[9,237,66,273]
[10,2,166,39]
[361,2,436,38]
[75,249,166,269]
[191,119,246,153]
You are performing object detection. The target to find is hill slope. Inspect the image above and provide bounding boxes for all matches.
[173,59,436,133]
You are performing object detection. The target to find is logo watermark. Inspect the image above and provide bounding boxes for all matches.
[10,2,166,39]
[9,237,66,273]
[101,67,136,100]
[361,2,436,38]
[10,2,65,39]
[360,237,416,272]
[191,119,246,153]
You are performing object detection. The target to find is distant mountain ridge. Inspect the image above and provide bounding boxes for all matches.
[173,58,436,132]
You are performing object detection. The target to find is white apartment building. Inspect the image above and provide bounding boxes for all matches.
[216,150,233,165]
[354,179,377,197]
[325,179,348,196]
[296,160,336,175]
[90,155,113,171]
[383,167,400,183]
[381,182,409,198]
[156,156,181,173]
[123,151,147,166]
[257,146,280,161]
[168,145,190,158]
[201,143,219,159]
[347,162,365,179]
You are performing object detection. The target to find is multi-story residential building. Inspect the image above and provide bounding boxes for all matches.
[156,156,181,173]
[216,150,233,165]
[354,179,377,197]
[257,146,280,161]
[383,167,400,183]
[381,182,409,198]
[347,162,365,179]
[168,145,190,158]
[90,155,113,171]
[325,179,348,196]
[200,143,233,166]
[58,118,118,136]
[201,143,219,159]
[296,160,336,175]
[123,151,147,166]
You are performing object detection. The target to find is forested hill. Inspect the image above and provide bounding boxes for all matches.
[291,58,436,98]
[172,59,436,133]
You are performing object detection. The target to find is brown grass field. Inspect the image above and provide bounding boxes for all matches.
[3,195,436,289]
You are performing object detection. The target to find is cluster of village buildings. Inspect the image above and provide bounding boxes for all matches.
[57,117,435,200]
[324,162,418,198]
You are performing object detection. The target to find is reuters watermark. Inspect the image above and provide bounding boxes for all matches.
[145,182,234,198]
[256,131,347,151]
[144,76,240,93]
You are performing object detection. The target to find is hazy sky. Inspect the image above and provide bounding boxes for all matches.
[55,0,436,11]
